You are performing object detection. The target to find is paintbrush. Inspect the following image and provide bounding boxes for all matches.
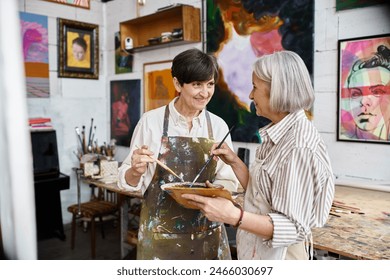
[135,145,183,182]
[75,127,84,153]
[88,118,94,147]
[189,125,235,187]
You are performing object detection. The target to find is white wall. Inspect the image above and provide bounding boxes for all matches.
[18,0,390,225]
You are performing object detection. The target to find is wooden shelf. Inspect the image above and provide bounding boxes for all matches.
[120,4,200,52]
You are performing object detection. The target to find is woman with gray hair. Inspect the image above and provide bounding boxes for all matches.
[183,50,335,260]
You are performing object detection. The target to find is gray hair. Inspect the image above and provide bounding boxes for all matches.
[252,50,314,112]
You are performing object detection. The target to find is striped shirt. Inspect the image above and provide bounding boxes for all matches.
[242,110,334,249]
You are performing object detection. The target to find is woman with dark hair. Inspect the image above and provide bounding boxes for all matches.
[118,48,239,260]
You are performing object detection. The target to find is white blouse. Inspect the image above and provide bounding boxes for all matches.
[117,97,239,194]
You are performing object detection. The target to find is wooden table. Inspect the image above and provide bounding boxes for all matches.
[312,185,390,260]
[80,175,142,259]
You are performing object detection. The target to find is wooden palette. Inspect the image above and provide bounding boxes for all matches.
[161,182,233,209]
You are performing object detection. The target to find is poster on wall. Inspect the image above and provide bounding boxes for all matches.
[206,0,314,142]
[19,12,49,98]
[115,31,133,74]
[110,79,141,147]
[337,34,390,144]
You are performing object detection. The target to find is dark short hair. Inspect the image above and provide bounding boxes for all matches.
[171,48,219,85]
[72,36,87,51]
[347,45,390,86]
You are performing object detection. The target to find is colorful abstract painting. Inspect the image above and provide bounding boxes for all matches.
[337,34,390,144]
[206,0,314,142]
[20,12,49,98]
[110,79,141,147]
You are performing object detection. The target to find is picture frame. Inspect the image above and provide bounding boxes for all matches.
[110,79,141,147]
[337,34,390,144]
[57,18,99,79]
[44,0,90,9]
[143,60,177,112]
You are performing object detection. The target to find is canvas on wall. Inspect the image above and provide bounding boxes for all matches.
[143,61,177,112]
[110,79,141,147]
[20,12,49,98]
[115,31,133,74]
[206,0,314,142]
[337,34,390,144]
[57,18,99,79]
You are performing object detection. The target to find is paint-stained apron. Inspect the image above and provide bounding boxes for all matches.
[237,157,308,260]
[137,106,231,260]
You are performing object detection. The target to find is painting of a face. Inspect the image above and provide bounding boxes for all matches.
[347,67,390,132]
[72,42,86,61]
[338,35,390,144]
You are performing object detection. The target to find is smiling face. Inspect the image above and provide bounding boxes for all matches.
[174,77,215,116]
[249,72,272,119]
[348,67,390,132]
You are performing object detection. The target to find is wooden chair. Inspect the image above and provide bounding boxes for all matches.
[67,168,118,259]
[67,200,118,259]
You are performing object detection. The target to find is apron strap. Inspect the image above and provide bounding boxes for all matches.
[205,109,214,140]
[162,104,214,140]
[162,105,170,142]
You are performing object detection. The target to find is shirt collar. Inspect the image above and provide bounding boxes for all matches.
[168,97,204,127]
[260,110,307,145]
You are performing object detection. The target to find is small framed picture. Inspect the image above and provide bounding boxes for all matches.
[143,60,177,112]
[58,18,99,79]
[110,79,141,147]
[337,34,390,144]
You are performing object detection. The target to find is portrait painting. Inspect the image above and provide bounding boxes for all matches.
[58,18,99,79]
[143,60,177,112]
[110,79,141,147]
[206,0,314,142]
[44,0,90,9]
[19,12,49,98]
[337,34,390,144]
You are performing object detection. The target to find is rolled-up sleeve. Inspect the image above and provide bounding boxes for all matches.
[266,147,333,247]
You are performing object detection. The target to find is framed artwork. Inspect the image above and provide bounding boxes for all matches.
[336,0,386,11]
[206,0,313,142]
[110,79,141,147]
[19,12,49,98]
[337,34,390,144]
[57,18,99,79]
[143,60,177,112]
[115,31,133,74]
[44,0,90,9]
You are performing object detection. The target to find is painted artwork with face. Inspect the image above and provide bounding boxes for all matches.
[206,0,314,142]
[338,36,390,144]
